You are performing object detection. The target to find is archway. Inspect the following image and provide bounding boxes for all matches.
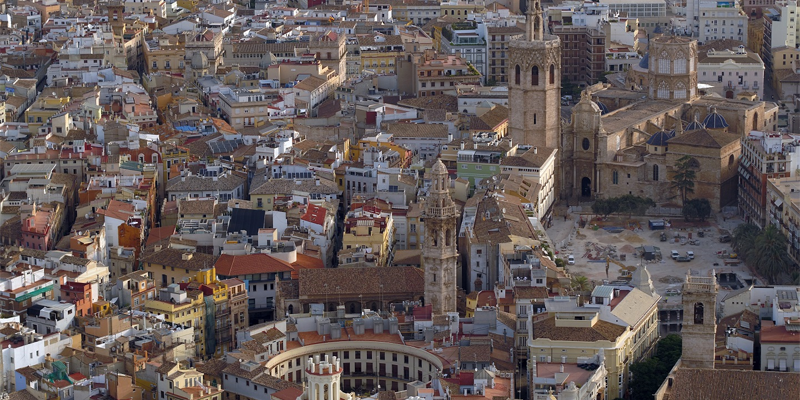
[753,113,759,130]
[726,90,734,99]
[694,302,704,324]
[288,304,294,314]
[581,177,592,197]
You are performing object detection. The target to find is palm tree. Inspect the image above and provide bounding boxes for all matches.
[670,155,697,205]
[750,224,792,283]
[732,223,761,261]
[570,275,592,294]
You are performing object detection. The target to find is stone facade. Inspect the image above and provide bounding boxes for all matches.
[422,159,458,316]
[508,0,561,150]
[561,34,779,209]
[680,271,718,369]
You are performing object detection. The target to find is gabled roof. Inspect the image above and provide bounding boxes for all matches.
[609,288,659,327]
[215,253,294,276]
[667,128,740,149]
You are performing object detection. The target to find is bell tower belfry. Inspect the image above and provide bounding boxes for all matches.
[422,159,458,316]
[508,0,562,150]
[680,270,718,369]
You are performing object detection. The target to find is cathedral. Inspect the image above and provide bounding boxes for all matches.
[422,159,459,316]
[560,35,779,210]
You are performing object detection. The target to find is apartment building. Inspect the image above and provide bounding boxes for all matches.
[739,132,799,227]
[486,26,524,85]
[551,25,606,86]
[0,265,55,319]
[357,34,405,75]
[341,202,395,267]
[441,21,488,81]
[528,280,661,399]
[698,0,747,43]
[140,248,217,288]
[698,44,765,99]
[403,49,482,97]
[766,176,800,266]
[144,285,207,355]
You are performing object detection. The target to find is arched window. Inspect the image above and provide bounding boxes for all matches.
[754,113,759,130]
[657,81,670,99]
[515,65,520,85]
[445,229,452,246]
[694,302,704,324]
[549,64,555,84]
[658,51,670,74]
[531,66,539,86]
[674,52,686,74]
[674,81,686,99]
[612,170,619,184]
[431,229,438,247]
[653,164,659,181]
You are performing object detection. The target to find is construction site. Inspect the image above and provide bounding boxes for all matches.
[547,213,759,335]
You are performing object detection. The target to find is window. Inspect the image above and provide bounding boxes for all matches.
[582,138,590,151]
[531,66,539,85]
[612,170,619,184]
[653,164,659,181]
[549,64,555,84]
[514,64,520,85]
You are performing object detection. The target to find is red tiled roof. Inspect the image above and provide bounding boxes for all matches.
[215,253,294,277]
[272,387,304,400]
[301,203,326,226]
[146,226,176,246]
[458,372,474,386]
[476,291,497,307]
[291,253,324,279]
[69,372,87,381]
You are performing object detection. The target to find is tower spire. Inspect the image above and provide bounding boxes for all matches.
[526,0,544,41]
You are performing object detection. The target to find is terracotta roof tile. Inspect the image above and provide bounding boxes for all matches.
[667,368,800,400]
[532,316,626,342]
[215,253,294,277]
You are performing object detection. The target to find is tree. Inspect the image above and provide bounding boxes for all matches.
[629,334,682,400]
[732,223,760,260]
[570,275,592,293]
[750,224,792,283]
[592,198,618,218]
[671,155,697,205]
[682,198,712,221]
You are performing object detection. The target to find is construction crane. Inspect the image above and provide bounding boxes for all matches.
[606,256,637,281]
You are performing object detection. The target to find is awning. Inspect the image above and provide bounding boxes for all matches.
[15,285,53,302]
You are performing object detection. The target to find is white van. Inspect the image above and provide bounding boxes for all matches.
[671,250,680,260]
[567,255,575,265]
[686,251,694,260]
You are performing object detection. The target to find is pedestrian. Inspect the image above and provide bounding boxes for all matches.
[564,215,567,221]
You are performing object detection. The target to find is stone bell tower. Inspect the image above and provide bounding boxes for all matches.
[508,0,562,149]
[680,270,718,369]
[423,159,458,316]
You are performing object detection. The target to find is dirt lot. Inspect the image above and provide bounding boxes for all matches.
[546,214,756,303]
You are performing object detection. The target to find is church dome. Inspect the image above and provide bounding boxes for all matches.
[596,101,609,115]
[191,51,209,69]
[703,108,729,129]
[646,130,675,146]
[685,119,705,131]
[638,52,649,69]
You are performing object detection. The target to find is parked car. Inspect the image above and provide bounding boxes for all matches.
[676,256,691,262]
[686,251,694,260]
[567,255,575,265]
[719,235,732,243]
[671,250,680,259]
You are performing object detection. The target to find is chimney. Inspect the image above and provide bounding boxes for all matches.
[533,147,538,154]
[315,179,320,186]
[181,253,193,261]
[154,245,162,252]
